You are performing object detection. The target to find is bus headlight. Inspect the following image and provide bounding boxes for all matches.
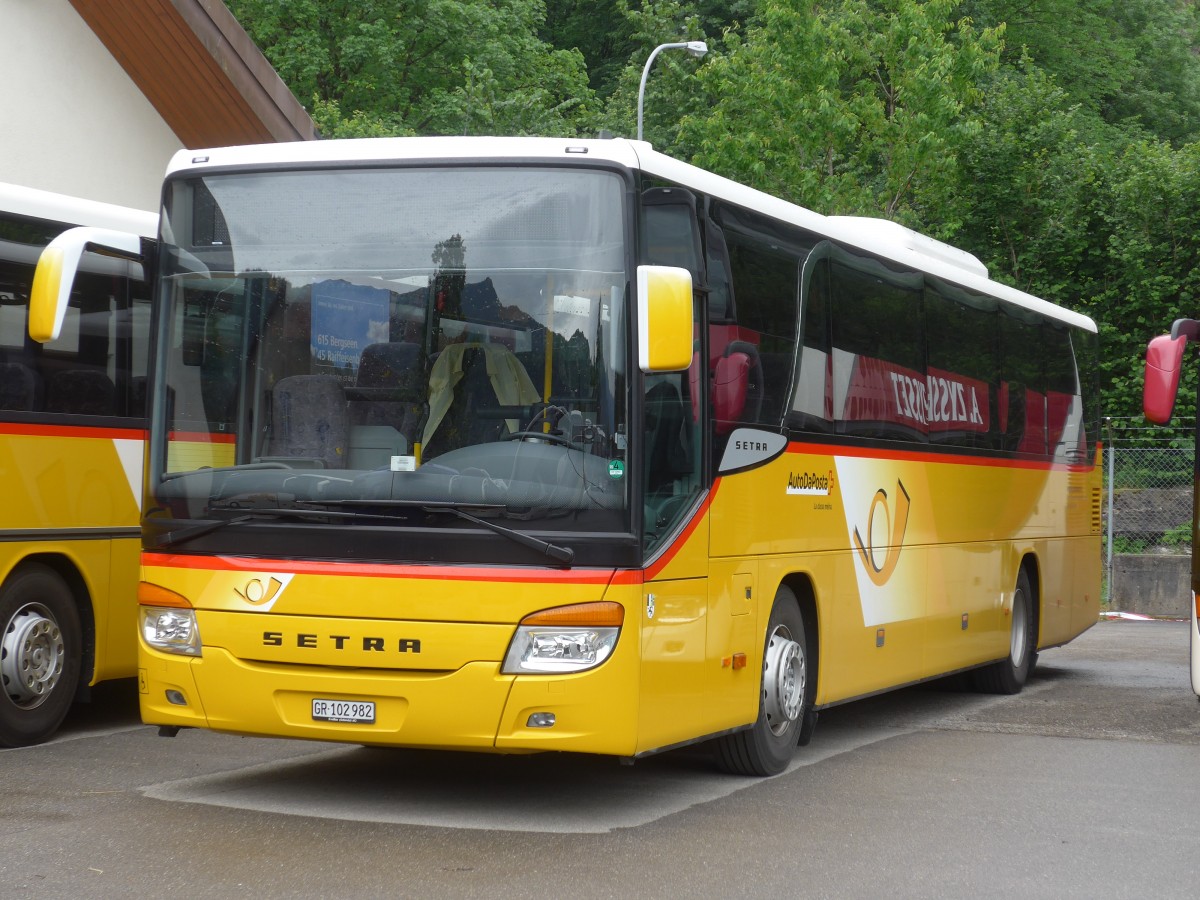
[140,607,202,656]
[138,582,202,657]
[501,601,623,674]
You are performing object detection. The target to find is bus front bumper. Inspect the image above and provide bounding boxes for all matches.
[138,644,640,756]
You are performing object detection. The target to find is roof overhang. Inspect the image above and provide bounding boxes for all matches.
[70,0,318,148]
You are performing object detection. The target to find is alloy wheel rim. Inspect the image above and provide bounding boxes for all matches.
[763,624,804,736]
[1,603,64,709]
[1011,587,1028,668]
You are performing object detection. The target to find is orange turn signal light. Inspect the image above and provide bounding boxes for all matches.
[520,601,624,628]
[138,581,193,609]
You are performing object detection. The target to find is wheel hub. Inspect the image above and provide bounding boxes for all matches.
[1,603,64,708]
[763,626,804,736]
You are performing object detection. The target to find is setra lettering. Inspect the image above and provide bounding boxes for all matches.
[260,631,422,653]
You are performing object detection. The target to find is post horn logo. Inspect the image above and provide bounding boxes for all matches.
[852,480,911,587]
[235,576,285,606]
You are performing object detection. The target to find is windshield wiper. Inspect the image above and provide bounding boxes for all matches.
[147,506,367,550]
[424,504,574,565]
[148,513,263,549]
[149,499,575,565]
[297,499,575,566]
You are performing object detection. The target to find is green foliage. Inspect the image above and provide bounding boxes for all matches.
[678,0,1003,230]
[963,0,1200,144]
[953,65,1101,291]
[228,0,596,137]
[542,0,753,97]
[591,0,717,149]
[1161,521,1194,547]
[1112,446,1196,489]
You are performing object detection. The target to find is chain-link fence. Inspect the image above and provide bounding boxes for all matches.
[1104,417,1194,609]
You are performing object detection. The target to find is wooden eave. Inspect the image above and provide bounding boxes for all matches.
[69,0,318,148]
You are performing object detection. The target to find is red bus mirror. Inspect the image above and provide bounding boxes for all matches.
[1144,333,1186,424]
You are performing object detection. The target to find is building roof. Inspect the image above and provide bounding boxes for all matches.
[69,0,318,148]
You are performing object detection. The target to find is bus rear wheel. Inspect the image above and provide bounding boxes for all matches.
[972,567,1036,695]
[0,564,82,747]
[713,586,809,776]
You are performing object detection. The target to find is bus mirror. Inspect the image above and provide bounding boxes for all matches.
[30,226,143,342]
[637,264,693,373]
[1144,333,1186,424]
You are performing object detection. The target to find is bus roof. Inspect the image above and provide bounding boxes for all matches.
[164,136,1097,334]
[0,181,157,238]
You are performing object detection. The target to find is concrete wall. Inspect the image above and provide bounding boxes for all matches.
[1,0,181,211]
[1111,554,1191,618]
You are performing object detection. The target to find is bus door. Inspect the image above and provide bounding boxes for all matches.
[636,186,718,751]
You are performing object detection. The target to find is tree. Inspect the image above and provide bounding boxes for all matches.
[228,0,597,137]
[952,64,1111,298]
[542,0,753,98]
[962,0,1200,144]
[1097,141,1200,418]
[591,0,721,149]
[676,0,1002,232]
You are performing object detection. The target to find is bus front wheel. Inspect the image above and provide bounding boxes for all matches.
[0,564,82,747]
[972,567,1036,695]
[713,586,809,776]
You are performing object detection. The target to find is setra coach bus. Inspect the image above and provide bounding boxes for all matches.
[29,137,1102,775]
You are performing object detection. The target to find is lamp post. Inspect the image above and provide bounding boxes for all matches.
[637,40,708,142]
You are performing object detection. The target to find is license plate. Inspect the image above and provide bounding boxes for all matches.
[311,698,375,724]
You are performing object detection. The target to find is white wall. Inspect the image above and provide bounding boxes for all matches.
[1,0,182,212]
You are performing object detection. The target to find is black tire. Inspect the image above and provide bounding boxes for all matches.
[971,567,1036,695]
[0,564,82,747]
[714,586,810,776]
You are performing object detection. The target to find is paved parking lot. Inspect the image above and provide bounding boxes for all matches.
[3,619,1199,898]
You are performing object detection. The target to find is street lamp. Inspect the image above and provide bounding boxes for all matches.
[637,40,708,142]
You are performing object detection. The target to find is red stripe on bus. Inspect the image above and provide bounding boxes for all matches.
[140,551,622,585]
[0,422,146,440]
[784,440,1096,473]
[168,431,237,443]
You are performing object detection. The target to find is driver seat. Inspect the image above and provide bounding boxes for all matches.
[422,342,539,457]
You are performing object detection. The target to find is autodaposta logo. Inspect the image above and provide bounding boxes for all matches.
[786,469,834,496]
[852,479,911,586]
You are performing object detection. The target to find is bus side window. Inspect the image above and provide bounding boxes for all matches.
[925,280,998,449]
[41,258,145,418]
[641,188,703,275]
[1000,308,1046,455]
[789,254,832,431]
[1073,328,1100,456]
[830,255,927,443]
[1044,323,1082,460]
[724,237,798,429]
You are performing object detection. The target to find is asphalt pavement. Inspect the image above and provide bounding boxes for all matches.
[2,618,1198,898]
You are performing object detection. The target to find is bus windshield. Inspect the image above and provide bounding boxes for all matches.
[148,166,631,560]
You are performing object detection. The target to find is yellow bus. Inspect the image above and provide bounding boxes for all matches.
[1143,323,1200,697]
[32,138,1102,774]
[1,182,156,746]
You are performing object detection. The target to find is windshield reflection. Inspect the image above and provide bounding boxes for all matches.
[151,167,631,541]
